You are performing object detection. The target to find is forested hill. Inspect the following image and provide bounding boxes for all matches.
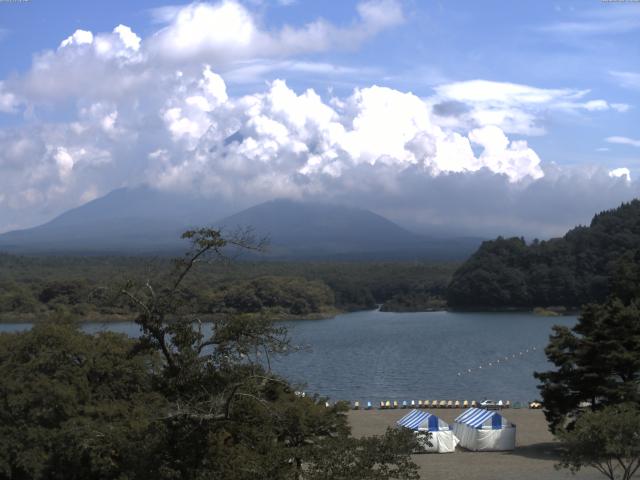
[447,200,640,309]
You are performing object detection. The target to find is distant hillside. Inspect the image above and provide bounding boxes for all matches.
[0,189,481,260]
[0,187,227,254]
[217,199,480,260]
[447,199,640,309]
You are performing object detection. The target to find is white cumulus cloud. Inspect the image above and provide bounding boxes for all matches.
[431,80,630,136]
[148,0,404,65]
[0,1,636,237]
[609,167,632,182]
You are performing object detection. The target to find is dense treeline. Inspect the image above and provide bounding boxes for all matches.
[0,255,457,321]
[448,200,640,309]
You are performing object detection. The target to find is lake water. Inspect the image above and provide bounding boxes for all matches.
[0,310,576,404]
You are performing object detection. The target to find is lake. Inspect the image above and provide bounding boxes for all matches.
[0,310,576,404]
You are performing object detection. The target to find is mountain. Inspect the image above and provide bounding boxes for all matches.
[0,188,481,260]
[216,199,480,260]
[447,199,640,309]
[0,187,228,254]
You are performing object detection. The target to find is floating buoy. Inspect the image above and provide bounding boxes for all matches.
[455,345,544,380]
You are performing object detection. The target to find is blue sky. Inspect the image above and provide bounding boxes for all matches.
[0,0,638,236]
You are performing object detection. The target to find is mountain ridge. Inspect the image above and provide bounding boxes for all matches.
[0,187,482,260]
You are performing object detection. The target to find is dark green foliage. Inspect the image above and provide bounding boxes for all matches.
[0,254,457,321]
[0,322,164,480]
[535,297,640,433]
[0,281,38,313]
[217,276,335,316]
[380,292,447,312]
[448,200,640,308]
[556,403,640,480]
[324,277,377,312]
[304,428,420,480]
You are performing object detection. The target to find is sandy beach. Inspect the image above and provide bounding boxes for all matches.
[348,408,607,480]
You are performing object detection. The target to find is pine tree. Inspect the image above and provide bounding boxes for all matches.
[535,297,640,433]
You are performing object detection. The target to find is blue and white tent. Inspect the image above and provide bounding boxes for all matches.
[452,408,515,451]
[396,409,458,453]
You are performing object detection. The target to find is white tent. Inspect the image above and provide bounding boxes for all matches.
[452,408,515,451]
[396,409,459,453]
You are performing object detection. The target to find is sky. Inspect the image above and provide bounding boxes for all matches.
[0,0,639,237]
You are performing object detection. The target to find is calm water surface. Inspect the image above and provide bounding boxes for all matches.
[0,310,575,403]
[275,310,576,404]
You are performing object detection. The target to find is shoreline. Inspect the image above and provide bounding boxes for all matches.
[0,306,579,324]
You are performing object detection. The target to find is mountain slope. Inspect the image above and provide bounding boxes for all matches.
[447,199,640,308]
[0,189,481,259]
[218,199,419,257]
[216,199,481,260]
[0,187,227,254]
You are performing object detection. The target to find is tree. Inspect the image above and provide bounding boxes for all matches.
[117,227,419,480]
[0,322,164,480]
[557,403,640,480]
[534,297,640,433]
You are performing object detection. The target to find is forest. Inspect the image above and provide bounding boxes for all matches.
[447,200,640,309]
[0,254,456,322]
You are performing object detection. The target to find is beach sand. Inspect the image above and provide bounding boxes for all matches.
[348,408,606,480]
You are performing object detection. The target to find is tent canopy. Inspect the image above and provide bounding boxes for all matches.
[397,409,450,431]
[454,408,510,429]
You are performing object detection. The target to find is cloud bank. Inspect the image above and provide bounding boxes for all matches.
[0,0,637,238]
